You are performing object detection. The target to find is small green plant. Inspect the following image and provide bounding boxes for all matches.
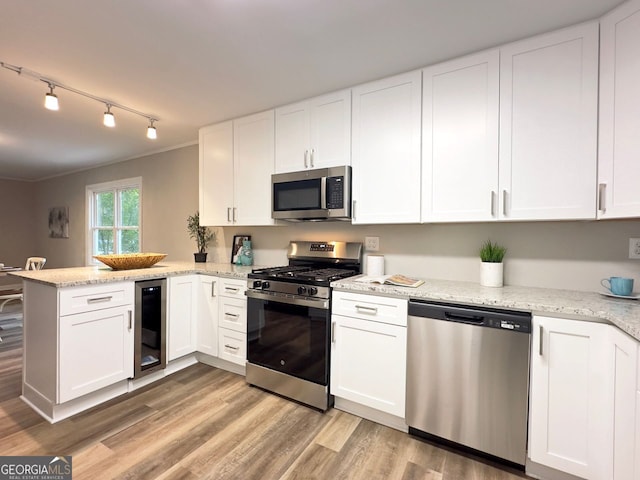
[479,240,506,263]
[187,211,215,253]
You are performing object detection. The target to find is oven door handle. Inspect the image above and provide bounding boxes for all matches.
[246,289,329,310]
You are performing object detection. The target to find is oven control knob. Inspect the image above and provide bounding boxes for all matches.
[297,286,307,295]
[252,280,262,289]
[308,287,318,296]
[261,281,270,290]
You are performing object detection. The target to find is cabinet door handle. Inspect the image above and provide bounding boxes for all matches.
[310,148,315,168]
[233,207,237,222]
[227,207,232,222]
[355,305,378,314]
[224,344,239,351]
[211,281,216,297]
[502,190,508,217]
[598,183,606,213]
[304,150,309,168]
[331,321,336,343]
[87,296,113,304]
[539,325,543,356]
[490,190,496,217]
[128,310,132,331]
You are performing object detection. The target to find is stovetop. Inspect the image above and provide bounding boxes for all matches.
[249,265,358,284]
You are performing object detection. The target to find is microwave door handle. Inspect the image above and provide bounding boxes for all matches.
[320,176,327,209]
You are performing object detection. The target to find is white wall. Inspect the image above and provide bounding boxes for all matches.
[218,219,640,292]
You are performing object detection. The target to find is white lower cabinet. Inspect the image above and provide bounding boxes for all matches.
[59,302,134,403]
[529,315,639,480]
[217,277,247,366]
[168,275,198,361]
[197,275,219,357]
[330,291,407,417]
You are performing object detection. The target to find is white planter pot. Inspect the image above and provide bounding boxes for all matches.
[480,261,503,287]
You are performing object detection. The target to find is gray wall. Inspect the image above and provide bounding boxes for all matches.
[3,144,640,292]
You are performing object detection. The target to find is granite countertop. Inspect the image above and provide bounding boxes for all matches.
[9,261,256,288]
[332,276,640,342]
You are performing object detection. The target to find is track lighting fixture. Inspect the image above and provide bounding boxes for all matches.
[1,60,158,139]
[44,84,59,111]
[147,119,157,139]
[103,104,115,127]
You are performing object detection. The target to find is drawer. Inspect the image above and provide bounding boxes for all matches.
[218,328,246,366]
[219,297,247,333]
[219,277,246,298]
[59,282,134,316]
[332,291,407,327]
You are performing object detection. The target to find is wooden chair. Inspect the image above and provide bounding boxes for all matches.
[0,257,47,312]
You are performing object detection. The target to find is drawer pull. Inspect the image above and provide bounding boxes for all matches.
[225,287,240,293]
[224,312,240,318]
[87,296,113,304]
[355,305,378,314]
[224,344,239,351]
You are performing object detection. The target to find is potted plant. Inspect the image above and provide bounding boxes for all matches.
[187,211,215,262]
[479,239,506,287]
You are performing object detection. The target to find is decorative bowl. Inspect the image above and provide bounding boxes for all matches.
[94,253,167,270]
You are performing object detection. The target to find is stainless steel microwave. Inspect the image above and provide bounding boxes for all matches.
[271,166,352,221]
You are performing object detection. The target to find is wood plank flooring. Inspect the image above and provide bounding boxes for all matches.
[0,343,531,479]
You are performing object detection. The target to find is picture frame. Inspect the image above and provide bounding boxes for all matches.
[231,235,251,264]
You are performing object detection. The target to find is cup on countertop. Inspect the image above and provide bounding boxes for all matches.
[601,277,634,296]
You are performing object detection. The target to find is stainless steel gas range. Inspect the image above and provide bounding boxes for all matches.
[245,240,362,410]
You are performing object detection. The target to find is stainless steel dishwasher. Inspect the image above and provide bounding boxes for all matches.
[406,300,531,468]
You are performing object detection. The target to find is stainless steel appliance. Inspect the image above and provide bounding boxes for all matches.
[246,240,362,410]
[134,278,167,378]
[271,166,351,221]
[406,300,532,468]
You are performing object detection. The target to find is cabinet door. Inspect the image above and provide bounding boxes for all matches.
[499,23,598,220]
[529,316,611,479]
[422,50,499,222]
[275,101,310,173]
[308,89,351,169]
[351,71,422,224]
[598,0,640,218]
[330,314,406,417]
[168,275,198,361]
[59,305,134,403]
[199,121,234,225]
[233,110,275,226]
[611,327,638,480]
[197,276,218,357]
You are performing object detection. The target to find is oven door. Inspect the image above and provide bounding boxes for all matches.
[246,291,330,386]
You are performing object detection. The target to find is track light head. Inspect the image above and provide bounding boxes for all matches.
[44,84,59,111]
[147,119,157,139]
[103,104,115,127]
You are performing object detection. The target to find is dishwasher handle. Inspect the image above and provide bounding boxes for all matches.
[444,311,485,324]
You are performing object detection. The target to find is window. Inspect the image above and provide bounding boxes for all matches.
[86,177,142,264]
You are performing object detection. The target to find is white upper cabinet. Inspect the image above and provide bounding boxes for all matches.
[199,121,233,226]
[233,110,275,225]
[351,71,422,224]
[422,50,500,222]
[275,89,351,173]
[199,111,275,226]
[598,0,640,219]
[499,22,599,220]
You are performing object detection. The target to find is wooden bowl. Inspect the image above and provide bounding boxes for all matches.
[94,253,167,270]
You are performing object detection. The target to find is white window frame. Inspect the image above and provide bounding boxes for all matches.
[86,177,142,265]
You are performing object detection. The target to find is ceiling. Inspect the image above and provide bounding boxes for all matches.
[0,0,625,181]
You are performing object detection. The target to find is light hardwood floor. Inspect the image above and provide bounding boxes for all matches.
[0,345,530,479]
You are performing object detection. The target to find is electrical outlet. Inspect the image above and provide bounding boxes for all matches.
[630,238,640,259]
[365,236,379,252]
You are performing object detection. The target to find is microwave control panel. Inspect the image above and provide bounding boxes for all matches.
[326,177,344,209]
